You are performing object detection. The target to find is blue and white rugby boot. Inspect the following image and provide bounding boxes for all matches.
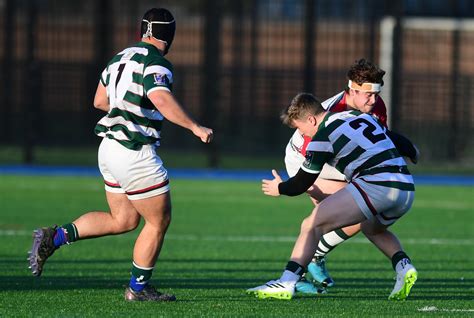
[295,276,327,295]
[307,256,335,288]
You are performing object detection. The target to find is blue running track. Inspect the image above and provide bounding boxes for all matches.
[0,165,473,186]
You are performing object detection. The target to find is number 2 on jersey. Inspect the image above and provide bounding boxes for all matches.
[349,118,386,144]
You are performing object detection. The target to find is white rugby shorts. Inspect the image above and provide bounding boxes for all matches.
[98,137,170,200]
[346,178,414,225]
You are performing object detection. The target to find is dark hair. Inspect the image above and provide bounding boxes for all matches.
[280,93,324,127]
[346,58,385,86]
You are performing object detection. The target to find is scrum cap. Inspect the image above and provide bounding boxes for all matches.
[141,8,176,55]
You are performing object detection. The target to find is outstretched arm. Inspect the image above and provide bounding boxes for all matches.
[262,169,318,197]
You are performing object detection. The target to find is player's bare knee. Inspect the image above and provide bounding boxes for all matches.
[161,208,172,229]
[312,214,334,234]
[124,214,140,231]
[111,211,140,233]
[145,212,171,235]
[156,205,172,231]
[361,220,385,236]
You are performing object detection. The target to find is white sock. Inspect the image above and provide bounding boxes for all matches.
[279,270,300,286]
[395,258,412,273]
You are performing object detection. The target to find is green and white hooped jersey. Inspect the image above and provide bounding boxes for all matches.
[94,42,173,150]
[302,111,414,191]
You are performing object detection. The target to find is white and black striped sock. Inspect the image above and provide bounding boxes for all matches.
[314,228,352,259]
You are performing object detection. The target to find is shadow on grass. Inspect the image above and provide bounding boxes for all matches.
[3,271,473,291]
[1,275,274,291]
[4,275,473,302]
[328,278,474,289]
[10,253,474,265]
[2,255,473,302]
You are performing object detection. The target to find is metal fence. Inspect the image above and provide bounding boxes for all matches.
[0,0,473,167]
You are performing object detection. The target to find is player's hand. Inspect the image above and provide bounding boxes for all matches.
[262,169,282,196]
[192,125,213,143]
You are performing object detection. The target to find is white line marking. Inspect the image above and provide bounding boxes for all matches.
[2,230,472,245]
[7,183,102,191]
[4,183,473,210]
[414,199,473,210]
[0,230,31,236]
[418,306,474,312]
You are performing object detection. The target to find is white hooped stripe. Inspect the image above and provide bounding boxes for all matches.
[96,116,161,138]
[117,46,149,57]
[301,165,321,175]
[321,91,345,110]
[120,100,164,120]
[322,230,346,246]
[147,86,171,95]
[71,223,78,240]
[316,242,330,253]
[132,261,154,271]
[306,141,333,153]
[144,65,173,78]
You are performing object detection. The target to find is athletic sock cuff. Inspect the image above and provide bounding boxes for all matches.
[61,223,79,242]
[131,262,154,281]
[285,261,304,276]
[391,251,410,270]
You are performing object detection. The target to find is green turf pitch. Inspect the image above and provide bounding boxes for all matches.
[0,175,473,317]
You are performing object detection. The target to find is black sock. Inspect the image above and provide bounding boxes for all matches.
[391,251,410,270]
[285,261,304,276]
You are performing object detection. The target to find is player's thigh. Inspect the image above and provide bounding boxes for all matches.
[105,191,140,226]
[129,191,172,226]
[361,215,388,236]
[306,178,347,203]
[308,187,367,232]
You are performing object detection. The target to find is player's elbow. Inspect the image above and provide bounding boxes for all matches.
[93,82,109,111]
[93,100,104,110]
[93,101,109,112]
